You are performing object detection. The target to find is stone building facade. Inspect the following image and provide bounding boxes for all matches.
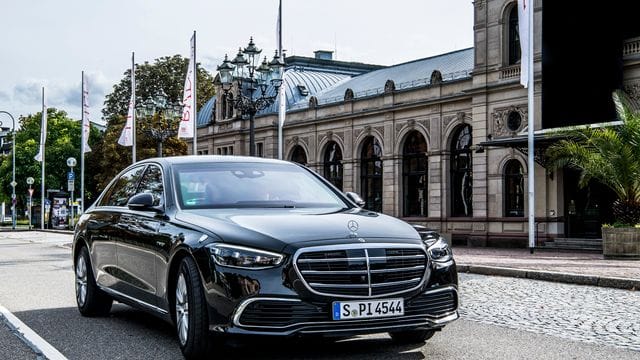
[191,0,640,246]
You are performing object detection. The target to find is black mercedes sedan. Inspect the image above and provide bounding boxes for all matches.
[73,156,458,358]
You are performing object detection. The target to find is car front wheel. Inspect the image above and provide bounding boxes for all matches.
[389,329,436,344]
[75,246,112,316]
[175,256,210,359]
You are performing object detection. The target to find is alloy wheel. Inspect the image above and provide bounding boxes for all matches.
[176,273,189,345]
[75,256,87,307]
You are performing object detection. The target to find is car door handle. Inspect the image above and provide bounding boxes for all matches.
[156,241,165,247]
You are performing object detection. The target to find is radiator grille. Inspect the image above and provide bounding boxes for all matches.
[295,245,428,298]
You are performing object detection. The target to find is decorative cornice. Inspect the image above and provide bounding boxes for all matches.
[492,105,527,137]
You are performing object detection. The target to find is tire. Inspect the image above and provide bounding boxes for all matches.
[389,329,436,344]
[175,256,210,359]
[75,246,113,316]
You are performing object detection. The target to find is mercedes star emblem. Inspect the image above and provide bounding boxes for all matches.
[347,220,359,233]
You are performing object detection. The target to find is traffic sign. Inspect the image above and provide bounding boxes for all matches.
[68,179,75,191]
[10,181,17,187]
[67,171,75,180]
[28,189,34,197]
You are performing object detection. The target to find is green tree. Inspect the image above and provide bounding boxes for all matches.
[546,91,640,225]
[94,55,215,190]
[0,108,101,212]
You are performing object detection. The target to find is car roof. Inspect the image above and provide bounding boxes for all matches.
[136,155,293,167]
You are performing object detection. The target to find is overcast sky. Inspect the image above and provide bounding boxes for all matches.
[0,0,473,125]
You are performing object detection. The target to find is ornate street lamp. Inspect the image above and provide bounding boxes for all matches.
[135,90,183,157]
[0,111,16,229]
[217,37,284,156]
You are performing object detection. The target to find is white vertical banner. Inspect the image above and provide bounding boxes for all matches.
[81,73,91,153]
[118,53,135,159]
[81,71,90,215]
[118,96,135,147]
[179,31,197,155]
[34,92,47,162]
[517,0,531,88]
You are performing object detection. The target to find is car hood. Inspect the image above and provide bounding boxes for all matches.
[174,208,421,252]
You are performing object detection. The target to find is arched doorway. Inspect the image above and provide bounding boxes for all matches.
[323,141,343,190]
[403,131,428,217]
[360,136,383,212]
[451,125,472,217]
[290,145,307,166]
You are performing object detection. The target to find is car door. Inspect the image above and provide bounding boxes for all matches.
[116,164,167,307]
[87,165,146,289]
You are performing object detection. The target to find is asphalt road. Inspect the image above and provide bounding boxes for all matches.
[0,232,638,359]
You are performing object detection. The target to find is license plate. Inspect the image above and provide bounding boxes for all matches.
[332,298,404,320]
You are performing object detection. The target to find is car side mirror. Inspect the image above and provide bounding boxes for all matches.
[128,193,162,213]
[345,192,366,208]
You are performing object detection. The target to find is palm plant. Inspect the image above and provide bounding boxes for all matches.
[546,91,640,226]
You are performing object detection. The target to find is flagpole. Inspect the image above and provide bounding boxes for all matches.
[277,0,286,159]
[40,87,46,230]
[81,71,85,215]
[527,1,535,253]
[132,52,136,163]
[193,31,197,155]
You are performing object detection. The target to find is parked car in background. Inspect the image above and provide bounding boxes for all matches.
[72,156,458,359]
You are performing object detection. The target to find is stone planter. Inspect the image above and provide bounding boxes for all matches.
[602,227,640,259]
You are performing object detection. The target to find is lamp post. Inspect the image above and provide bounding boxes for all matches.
[26,177,34,230]
[217,37,284,156]
[67,157,76,229]
[0,111,16,229]
[135,90,183,157]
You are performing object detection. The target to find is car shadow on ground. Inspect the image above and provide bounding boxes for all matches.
[14,303,428,360]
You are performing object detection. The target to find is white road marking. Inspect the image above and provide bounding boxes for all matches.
[0,304,67,360]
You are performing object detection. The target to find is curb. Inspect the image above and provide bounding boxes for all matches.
[457,264,640,291]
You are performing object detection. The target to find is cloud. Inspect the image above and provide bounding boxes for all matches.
[1,72,116,124]
[0,90,9,102]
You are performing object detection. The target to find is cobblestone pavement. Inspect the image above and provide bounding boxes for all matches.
[459,273,640,352]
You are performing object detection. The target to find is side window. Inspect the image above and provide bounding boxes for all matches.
[102,166,146,207]
[137,165,164,206]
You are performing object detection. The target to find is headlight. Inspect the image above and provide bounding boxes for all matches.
[414,227,453,263]
[209,244,284,270]
[427,236,453,262]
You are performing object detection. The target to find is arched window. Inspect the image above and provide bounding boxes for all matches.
[221,94,227,119]
[360,136,383,212]
[504,160,524,217]
[451,125,472,217]
[403,131,428,217]
[226,93,234,118]
[323,141,343,190]
[508,4,521,65]
[290,145,307,166]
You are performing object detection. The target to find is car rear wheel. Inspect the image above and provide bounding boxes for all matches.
[388,329,436,344]
[175,256,210,359]
[75,246,112,316]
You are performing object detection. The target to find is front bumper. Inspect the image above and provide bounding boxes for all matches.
[200,241,459,337]
[215,285,458,336]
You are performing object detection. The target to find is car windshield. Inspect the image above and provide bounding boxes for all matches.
[174,161,349,210]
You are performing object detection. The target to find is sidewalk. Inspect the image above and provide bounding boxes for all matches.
[454,246,640,291]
